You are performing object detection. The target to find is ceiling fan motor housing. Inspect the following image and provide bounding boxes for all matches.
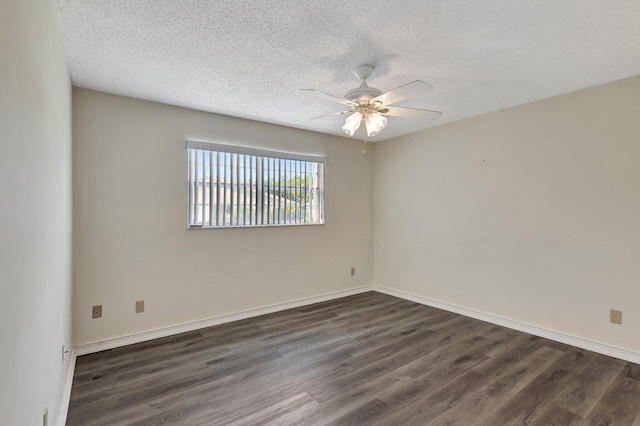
[345,64,383,104]
[345,84,382,104]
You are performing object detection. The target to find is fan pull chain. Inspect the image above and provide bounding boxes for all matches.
[361,125,368,154]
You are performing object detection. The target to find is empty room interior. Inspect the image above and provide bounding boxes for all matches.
[3,0,640,425]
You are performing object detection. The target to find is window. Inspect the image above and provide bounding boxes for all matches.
[187,141,325,228]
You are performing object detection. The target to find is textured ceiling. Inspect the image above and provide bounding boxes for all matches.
[57,0,640,141]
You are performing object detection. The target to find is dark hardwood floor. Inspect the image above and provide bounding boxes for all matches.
[67,292,640,425]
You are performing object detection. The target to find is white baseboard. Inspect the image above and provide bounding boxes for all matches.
[57,347,76,426]
[374,285,640,364]
[75,286,373,356]
[73,283,639,367]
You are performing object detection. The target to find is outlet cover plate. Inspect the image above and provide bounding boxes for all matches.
[136,300,144,313]
[92,305,102,318]
[610,309,622,325]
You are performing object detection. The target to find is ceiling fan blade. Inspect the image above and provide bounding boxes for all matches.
[382,106,442,121]
[291,110,352,124]
[300,89,358,107]
[370,80,434,106]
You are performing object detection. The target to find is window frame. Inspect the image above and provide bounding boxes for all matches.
[186,140,326,229]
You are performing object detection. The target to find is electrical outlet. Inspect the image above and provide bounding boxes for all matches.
[92,305,102,319]
[351,267,355,276]
[610,309,622,325]
[136,300,144,313]
[43,407,48,426]
[62,344,69,363]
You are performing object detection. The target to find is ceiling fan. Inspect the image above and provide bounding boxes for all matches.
[294,64,442,139]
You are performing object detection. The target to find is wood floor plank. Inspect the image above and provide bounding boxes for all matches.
[555,355,626,417]
[532,407,584,426]
[296,335,496,425]
[482,348,595,425]
[228,392,317,426]
[428,345,567,425]
[586,370,640,425]
[624,362,640,381]
[373,337,561,425]
[323,398,388,426]
[66,292,640,426]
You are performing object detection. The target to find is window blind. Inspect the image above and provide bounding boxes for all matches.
[187,141,325,228]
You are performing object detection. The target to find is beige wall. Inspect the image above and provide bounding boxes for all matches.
[73,88,373,345]
[0,0,73,424]
[374,75,640,353]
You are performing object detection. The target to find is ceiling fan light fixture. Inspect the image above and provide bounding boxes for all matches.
[298,65,441,143]
[342,111,363,136]
[365,112,388,137]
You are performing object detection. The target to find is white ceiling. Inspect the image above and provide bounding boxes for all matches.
[56,0,640,141]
